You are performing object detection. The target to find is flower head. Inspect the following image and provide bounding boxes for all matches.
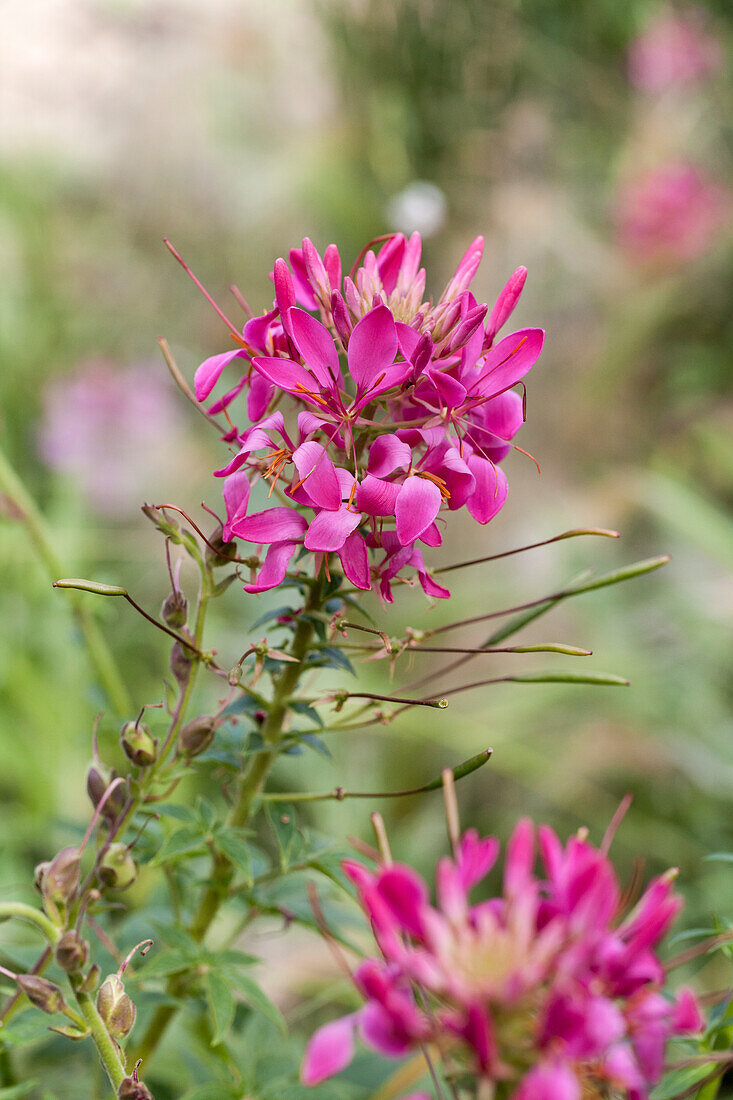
[196,234,544,599]
[628,6,722,93]
[302,820,701,1098]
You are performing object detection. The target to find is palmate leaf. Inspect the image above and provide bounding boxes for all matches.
[228,972,286,1035]
[214,829,253,884]
[148,825,209,866]
[0,1084,40,1098]
[650,1062,721,1099]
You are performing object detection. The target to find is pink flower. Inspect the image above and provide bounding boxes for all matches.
[302,820,701,1097]
[616,162,729,267]
[195,233,545,599]
[628,6,722,93]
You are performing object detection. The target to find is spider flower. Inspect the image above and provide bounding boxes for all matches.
[302,821,702,1097]
[195,234,544,597]
[628,6,722,93]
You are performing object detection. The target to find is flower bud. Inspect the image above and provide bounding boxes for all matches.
[17,974,65,1015]
[170,641,193,684]
[87,766,126,820]
[98,844,137,890]
[179,716,216,758]
[36,847,80,907]
[205,526,238,567]
[120,721,157,768]
[96,974,135,1038]
[118,1078,153,1100]
[55,930,89,973]
[161,589,188,628]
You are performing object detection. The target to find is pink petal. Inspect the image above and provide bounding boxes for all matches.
[481,390,524,441]
[419,522,442,547]
[376,233,406,294]
[300,1015,356,1085]
[359,1003,412,1057]
[485,266,527,346]
[242,541,299,594]
[292,441,341,511]
[395,477,442,545]
[466,457,508,525]
[288,248,319,311]
[337,532,370,590]
[232,507,307,544]
[473,327,545,399]
[194,349,247,402]
[304,506,361,552]
[367,434,412,478]
[273,258,297,334]
[395,320,421,362]
[672,988,703,1034]
[356,474,401,517]
[323,243,342,291]
[442,235,484,300]
[425,368,467,412]
[504,818,535,895]
[289,308,341,390]
[222,472,251,540]
[351,361,412,412]
[252,354,319,398]
[348,305,398,392]
[512,1061,581,1100]
[247,373,274,421]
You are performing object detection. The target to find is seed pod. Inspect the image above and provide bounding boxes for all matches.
[120,721,157,768]
[161,589,188,628]
[55,930,89,973]
[205,526,238,567]
[87,766,126,820]
[118,1078,153,1100]
[36,847,80,907]
[17,974,65,1015]
[179,716,217,758]
[170,641,193,684]
[96,974,135,1038]
[98,844,137,890]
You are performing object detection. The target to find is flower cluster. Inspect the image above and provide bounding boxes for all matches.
[616,162,729,267]
[628,5,721,94]
[195,234,544,599]
[302,820,702,1098]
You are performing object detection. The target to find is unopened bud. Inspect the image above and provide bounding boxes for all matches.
[17,974,65,1015]
[87,766,126,819]
[161,589,188,628]
[170,641,193,684]
[98,844,137,890]
[120,721,157,768]
[55,930,89,973]
[36,847,80,907]
[118,1079,153,1100]
[97,974,136,1038]
[179,716,216,758]
[206,526,238,567]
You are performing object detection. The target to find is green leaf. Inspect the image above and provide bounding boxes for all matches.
[0,1083,41,1098]
[144,803,197,824]
[650,1062,720,1099]
[265,804,301,869]
[288,701,325,729]
[230,972,286,1034]
[252,605,296,629]
[307,647,355,675]
[205,969,236,1046]
[196,797,216,830]
[139,948,195,978]
[148,825,208,867]
[215,830,253,884]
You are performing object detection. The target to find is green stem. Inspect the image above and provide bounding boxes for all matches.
[133,580,325,1066]
[0,443,131,715]
[73,987,126,1092]
[0,902,60,944]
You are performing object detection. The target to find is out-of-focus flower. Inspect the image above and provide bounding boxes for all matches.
[196,234,544,599]
[38,359,186,515]
[616,162,729,267]
[387,181,448,238]
[628,7,722,93]
[302,820,702,1097]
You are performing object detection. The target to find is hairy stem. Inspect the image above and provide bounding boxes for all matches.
[0,443,131,714]
[73,985,126,1091]
[133,580,325,1066]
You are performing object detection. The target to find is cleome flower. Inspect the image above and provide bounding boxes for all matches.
[301,820,702,1098]
[194,233,545,599]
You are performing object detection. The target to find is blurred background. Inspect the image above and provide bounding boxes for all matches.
[0,0,731,1095]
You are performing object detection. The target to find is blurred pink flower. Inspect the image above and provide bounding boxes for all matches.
[302,820,702,1097]
[616,162,729,267]
[628,7,721,92]
[38,358,186,515]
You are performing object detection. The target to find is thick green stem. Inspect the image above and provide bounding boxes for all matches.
[73,987,126,1092]
[0,443,131,714]
[133,581,325,1066]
